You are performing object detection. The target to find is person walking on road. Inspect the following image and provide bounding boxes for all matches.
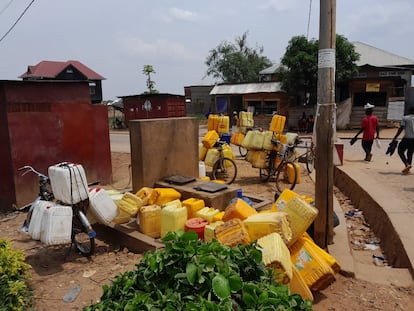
[390,106,414,174]
[350,103,379,162]
[232,111,239,127]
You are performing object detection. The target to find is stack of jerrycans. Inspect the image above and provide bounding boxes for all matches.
[42,162,89,245]
[271,189,339,293]
[48,162,89,204]
[160,199,187,238]
[136,187,161,238]
[270,115,300,184]
[207,114,220,131]
[239,111,254,128]
[217,115,229,134]
[269,114,286,134]
[40,204,73,245]
[28,199,73,245]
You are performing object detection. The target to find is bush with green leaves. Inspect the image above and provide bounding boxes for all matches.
[0,239,32,311]
[84,230,312,310]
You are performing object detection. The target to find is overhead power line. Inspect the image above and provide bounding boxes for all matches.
[0,0,35,44]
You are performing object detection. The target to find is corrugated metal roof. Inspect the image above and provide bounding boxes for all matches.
[19,60,105,80]
[353,42,414,67]
[259,64,279,74]
[210,82,284,95]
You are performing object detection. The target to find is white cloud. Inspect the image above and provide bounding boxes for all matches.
[119,36,201,62]
[260,0,300,12]
[169,7,197,22]
[152,7,197,23]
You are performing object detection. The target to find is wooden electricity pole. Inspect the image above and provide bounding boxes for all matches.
[314,0,336,248]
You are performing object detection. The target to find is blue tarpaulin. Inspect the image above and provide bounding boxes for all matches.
[216,97,228,113]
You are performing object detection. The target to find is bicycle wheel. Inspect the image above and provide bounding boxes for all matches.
[212,157,237,184]
[275,161,297,192]
[72,211,95,256]
[259,156,275,182]
[259,167,274,182]
[22,201,36,232]
[239,145,248,157]
[305,148,315,174]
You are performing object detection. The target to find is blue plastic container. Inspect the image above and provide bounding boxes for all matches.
[229,189,254,207]
[220,133,231,144]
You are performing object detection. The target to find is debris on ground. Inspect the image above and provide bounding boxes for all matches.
[333,187,388,267]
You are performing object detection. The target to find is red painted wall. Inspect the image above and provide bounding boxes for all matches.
[0,84,15,210]
[0,80,112,211]
[123,94,185,123]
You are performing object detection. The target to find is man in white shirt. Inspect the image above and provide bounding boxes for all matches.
[391,106,414,174]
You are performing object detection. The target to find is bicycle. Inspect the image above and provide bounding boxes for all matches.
[294,138,315,174]
[18,165,96,256]
[239,145,248,157]
[237,127,255,157]
[230,127,256,158]
[210,141,238,184]
[258,138,298,192]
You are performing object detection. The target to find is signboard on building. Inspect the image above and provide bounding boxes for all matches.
[366,83,380,92]
[387,100,404,121]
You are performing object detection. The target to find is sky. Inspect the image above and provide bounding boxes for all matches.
[0,0,413,101]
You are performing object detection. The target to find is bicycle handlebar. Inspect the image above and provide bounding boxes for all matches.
[18,166,48,179]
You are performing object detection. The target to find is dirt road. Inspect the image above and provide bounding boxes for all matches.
[1,151,413,310]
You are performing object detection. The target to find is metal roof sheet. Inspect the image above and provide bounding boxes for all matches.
[210,82,284,95]
[259,64,280,74]
[19,60,105,80]
[353,42,414,67]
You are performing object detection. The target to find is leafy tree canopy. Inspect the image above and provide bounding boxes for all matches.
[278,34,360,104]
[142,64,159,94]
[205,31,272,83]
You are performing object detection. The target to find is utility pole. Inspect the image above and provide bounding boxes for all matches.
[314,0,336,248]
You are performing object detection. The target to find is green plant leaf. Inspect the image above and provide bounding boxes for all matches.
[228,274,243,292]
[186,262,198,285]
[84,235,313,310]
[212,274,230,299]
[181,230,199,241]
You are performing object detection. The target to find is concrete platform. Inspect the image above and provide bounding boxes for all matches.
[154,180,238,211]
[94,221,164,253]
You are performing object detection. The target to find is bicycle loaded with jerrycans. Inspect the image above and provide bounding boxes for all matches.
[19,164,96,256]
[234,113,315,193]
[258,133,315,193]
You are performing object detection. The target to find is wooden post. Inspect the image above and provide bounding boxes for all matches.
[314,0,336,247]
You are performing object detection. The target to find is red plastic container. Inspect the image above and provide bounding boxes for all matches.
[185,217,209,240]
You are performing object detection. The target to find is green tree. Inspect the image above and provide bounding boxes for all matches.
[142,64,159,94]
[278,34,360,105]
[205,31,272,83]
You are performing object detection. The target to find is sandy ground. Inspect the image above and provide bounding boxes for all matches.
[1,151,413,310]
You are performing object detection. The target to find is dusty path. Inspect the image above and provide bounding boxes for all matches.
[1,151,413,310]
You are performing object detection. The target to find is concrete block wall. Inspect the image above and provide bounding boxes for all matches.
[129,117,199,192]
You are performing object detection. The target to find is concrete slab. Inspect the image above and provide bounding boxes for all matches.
[154,180,238,211]
[94,221,164,253]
